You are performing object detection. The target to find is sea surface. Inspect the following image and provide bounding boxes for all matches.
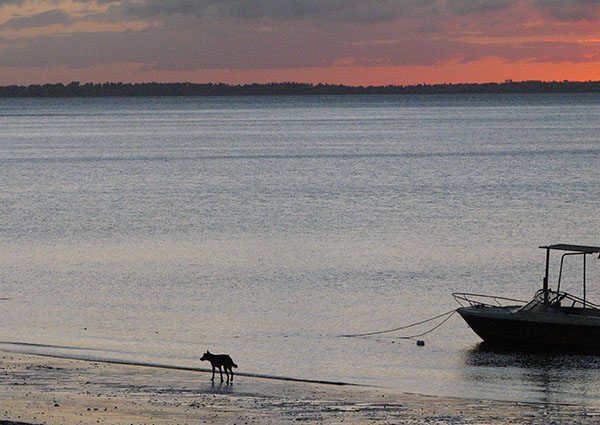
[1,94,600,404]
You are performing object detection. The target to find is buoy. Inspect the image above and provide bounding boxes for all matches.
[416,340,425,346]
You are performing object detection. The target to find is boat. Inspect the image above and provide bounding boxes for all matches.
[453,244,600,350]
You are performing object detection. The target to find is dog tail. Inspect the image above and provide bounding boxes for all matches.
[232,362,238,368]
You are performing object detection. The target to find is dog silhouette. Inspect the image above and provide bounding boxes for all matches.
[200,350,238,383]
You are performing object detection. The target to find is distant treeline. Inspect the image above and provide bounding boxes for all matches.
[1,80,600,97]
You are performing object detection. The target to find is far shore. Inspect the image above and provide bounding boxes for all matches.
[2,80,600,98]
[1,350,599,424]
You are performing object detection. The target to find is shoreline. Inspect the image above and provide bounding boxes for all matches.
[1,348,360,387]
[0,344,587,408]
[1,350,599,424]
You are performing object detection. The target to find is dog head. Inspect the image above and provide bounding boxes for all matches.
[200,350,211,361]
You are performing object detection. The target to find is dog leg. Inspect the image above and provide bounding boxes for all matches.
[211,365,215,382]
[225,368,229,384]
[230,367,234,382]
[219,366,223,383]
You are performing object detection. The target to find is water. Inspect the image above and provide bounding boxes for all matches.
[1,94,600,404]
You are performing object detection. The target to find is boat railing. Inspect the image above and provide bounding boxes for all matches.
[452,292,527,311]
[531,289,600,310]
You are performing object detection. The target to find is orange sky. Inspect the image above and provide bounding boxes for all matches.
[0,1,599,85]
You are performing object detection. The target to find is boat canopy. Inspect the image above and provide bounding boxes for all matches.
[540,243,600,306]
[540,244,600,254]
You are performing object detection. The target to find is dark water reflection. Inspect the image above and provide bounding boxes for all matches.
[461,343,600,404]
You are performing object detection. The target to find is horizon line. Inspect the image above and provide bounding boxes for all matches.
[3,79,600,87]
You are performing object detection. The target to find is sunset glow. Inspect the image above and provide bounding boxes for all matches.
[1,0,599,85]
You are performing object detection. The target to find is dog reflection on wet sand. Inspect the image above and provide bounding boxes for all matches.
[200,350,238,384]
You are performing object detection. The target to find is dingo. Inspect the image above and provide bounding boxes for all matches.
[200,350,238,383]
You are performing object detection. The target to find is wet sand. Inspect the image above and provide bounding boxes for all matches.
[1,351,599,424]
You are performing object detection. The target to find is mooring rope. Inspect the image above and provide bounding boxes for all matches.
[340,308,458,338]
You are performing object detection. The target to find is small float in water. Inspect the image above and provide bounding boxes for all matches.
[454,244,600,350]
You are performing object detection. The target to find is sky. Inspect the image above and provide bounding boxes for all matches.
[0,0,599,85]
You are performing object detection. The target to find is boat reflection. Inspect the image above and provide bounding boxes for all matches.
[460,342,600,404]
[466,341,600,366]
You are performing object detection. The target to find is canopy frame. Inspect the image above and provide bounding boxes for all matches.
[540,244,600,306]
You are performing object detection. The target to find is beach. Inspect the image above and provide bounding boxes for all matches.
[1,351,599,425]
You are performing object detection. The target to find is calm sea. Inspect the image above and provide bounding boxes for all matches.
[1,94,600,403]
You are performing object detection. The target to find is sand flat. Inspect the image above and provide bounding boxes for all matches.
[0,351,598,424]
